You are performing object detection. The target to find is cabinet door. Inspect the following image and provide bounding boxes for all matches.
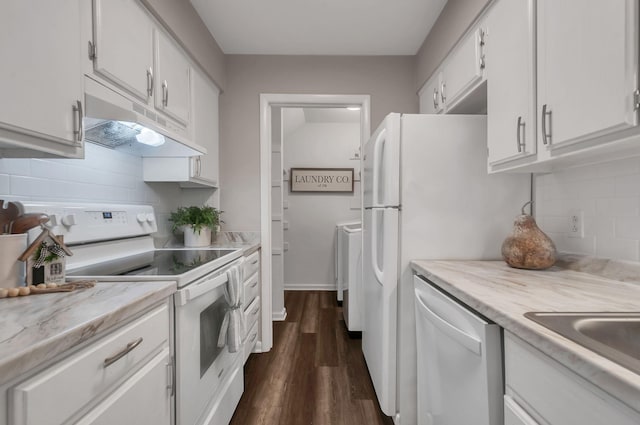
[537,0,638,151]
[75,349,171,425]
[155,30,191,125]
[191,69,219,184]
[419,71,443,114]
[0,0,83,154]
[92,0,154,103]
[486,0,536,165]
[441,27,486,109]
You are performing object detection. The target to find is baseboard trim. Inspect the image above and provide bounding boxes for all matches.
[272,308,287,321]
[284,283,337,291]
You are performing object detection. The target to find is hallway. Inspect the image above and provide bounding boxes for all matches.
[230,291,394,425]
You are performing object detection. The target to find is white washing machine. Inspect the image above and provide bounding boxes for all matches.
[337,222,362,331]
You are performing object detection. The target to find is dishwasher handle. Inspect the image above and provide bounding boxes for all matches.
[415,291,482,355]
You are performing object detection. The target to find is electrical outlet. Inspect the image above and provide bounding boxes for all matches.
[568,210,584,238]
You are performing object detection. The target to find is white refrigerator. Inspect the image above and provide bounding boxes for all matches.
[362,113,530,424]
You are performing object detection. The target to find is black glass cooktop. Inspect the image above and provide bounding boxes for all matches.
[67,249,237,277]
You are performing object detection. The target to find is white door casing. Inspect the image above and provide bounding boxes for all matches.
[259,94,370,352]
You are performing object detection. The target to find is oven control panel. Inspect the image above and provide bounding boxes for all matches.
[16,202,158,245]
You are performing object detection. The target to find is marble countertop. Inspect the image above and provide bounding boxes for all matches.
[0,281,176,386]
[162,231,261,256]
[411,259,640,413]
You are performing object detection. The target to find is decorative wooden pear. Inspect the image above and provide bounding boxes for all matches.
[502,201,556,270]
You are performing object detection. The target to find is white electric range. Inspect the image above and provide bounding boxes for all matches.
[18,201,245,425]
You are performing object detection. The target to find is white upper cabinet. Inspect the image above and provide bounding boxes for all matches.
[418,71,443,114]
[441,27,486,111]
[190,68,219,185]
[486,0,537,167]
[537,0,638,154]
[154,30,191,126]
[0,0,84,158]
[89,0,192,129]
[143,67,219,188]
[91,0,154,103]
[418,23,486,115]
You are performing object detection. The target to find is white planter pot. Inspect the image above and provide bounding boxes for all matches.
[183,226,212,247]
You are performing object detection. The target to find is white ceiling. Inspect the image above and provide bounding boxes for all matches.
[190,0,448,55]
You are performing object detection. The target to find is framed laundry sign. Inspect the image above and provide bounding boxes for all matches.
[290,168,354,193]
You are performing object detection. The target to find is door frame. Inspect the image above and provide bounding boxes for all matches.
[259,93,371,351]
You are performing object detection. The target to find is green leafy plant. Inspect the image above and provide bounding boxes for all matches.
[169,205,222,234]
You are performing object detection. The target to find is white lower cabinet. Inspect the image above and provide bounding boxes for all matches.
[504,331,640,425]
[504,396,539,425]
[242,250,261,362]
[10,303,171,425]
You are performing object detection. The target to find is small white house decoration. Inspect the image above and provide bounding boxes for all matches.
[19,228,73,285]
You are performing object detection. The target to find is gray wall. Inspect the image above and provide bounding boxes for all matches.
[414,0,490,90]
[219,55,418,231]
[142,0,227,90]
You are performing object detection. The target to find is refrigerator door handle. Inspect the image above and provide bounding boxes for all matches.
[370,209,384,285]
[371,128,387,207]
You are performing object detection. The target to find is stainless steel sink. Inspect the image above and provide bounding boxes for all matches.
[524,312,640,374]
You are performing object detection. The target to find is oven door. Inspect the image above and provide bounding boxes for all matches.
[174,258,243,425]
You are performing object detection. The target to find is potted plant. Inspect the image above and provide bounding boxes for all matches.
[169,205,222,247]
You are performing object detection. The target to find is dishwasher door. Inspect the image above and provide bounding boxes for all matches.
[413,275,503,425]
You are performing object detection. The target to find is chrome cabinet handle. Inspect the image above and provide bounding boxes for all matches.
[432,88,439,109]
[252,307,259,315]
[250,281,258,288]
[194,156,201,177]
[217,368,225,378]
[440,82,446,104]
[104,337,143,368]
[250,333,257,342]
[479,29,486,69]
[516,116,525,153]
[147,68,154,97]
[162,80,169,107]
[72,100,83,144]
[541,104,552,145]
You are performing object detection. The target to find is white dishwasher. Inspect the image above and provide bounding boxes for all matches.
[413,274,503,425]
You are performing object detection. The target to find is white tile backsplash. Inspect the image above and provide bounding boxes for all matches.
[0,143,195,237]
[535,156,640,261]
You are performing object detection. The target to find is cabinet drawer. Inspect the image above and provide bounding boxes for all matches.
[504,395,539,425]
[75,348,171,425]
[11,304,169,425]
[243,251,260,280]
[244,321,259,364]
[243,272,260,307]
[504,332,640,425]
[244,296,261,334]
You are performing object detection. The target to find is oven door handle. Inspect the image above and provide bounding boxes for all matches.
[176,273,228,306]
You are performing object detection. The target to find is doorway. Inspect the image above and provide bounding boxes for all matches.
[259,94,371,351]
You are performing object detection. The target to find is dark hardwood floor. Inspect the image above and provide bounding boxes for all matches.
[230,290,395,425]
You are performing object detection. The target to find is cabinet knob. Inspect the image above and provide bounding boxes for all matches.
[61,214,77,227]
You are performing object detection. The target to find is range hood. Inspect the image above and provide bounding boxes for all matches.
[83,76,206,157]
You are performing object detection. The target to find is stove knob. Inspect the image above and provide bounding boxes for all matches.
[61,214,77,227]
[145,213,155,223]
[44,214,58,228]
[136,213,147,224]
